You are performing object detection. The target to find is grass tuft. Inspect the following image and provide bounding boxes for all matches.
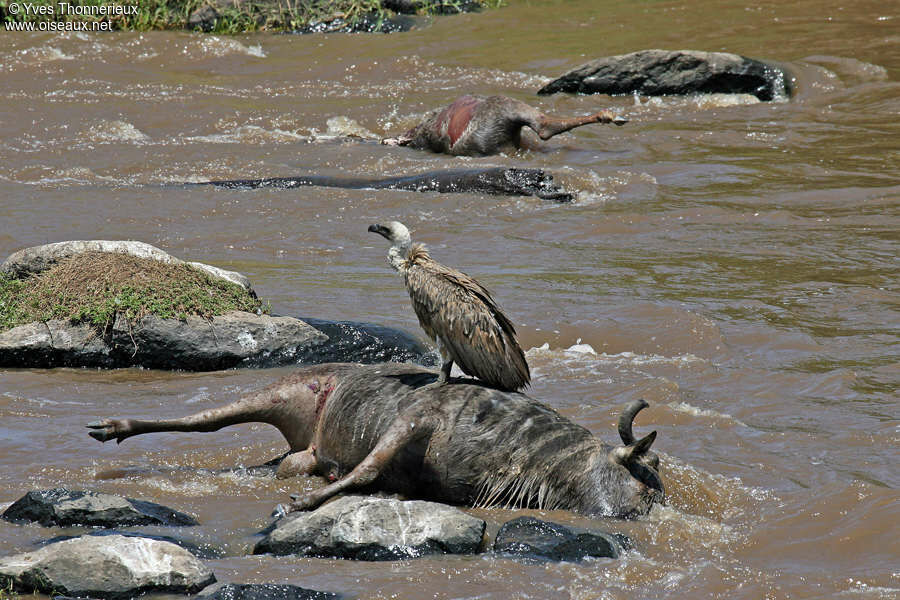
[0,252,267,333]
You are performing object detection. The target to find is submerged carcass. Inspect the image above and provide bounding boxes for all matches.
[88,362,664,519]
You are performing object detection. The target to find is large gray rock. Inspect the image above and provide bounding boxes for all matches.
[492,516,627,562]
[254,496,486,560]
[0,310,326,370]
[2,489,198,528]
[0,240,432,370]
[0,534,215,598]
[538,49,791,101]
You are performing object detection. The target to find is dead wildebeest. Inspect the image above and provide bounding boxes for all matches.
[382,94,627,156]
[87,362,664,519]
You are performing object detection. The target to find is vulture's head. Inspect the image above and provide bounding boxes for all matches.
[368,221,412,249]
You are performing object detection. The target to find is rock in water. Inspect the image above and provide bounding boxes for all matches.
[197,583,340,600]
[538,49,791,101]
[254,496,486,559]
[2,488,198,527]
[0,240,430,370]
[0,534,215,598]
[492,516,626,561]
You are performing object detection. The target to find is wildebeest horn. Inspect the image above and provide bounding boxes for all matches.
[618,399,649,445]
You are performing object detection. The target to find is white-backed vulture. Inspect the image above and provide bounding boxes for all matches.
[368,221,530,392]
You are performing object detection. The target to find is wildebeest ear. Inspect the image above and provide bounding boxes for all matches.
[611,430,657,464]
[633,430,657,455]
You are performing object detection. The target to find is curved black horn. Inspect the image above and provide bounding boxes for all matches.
[618,399,649,445]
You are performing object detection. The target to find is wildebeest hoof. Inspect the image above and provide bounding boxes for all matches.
[87,420,118,443]
[287,494,321,512]
[271,503,289,519]
[613,115,628,126]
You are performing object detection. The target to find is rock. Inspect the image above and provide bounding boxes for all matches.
[0,240,432,370]
[492,516,626,562]
[300,318,433,366]
[538,49,791,101]
[0,310,327,370]
[197,583,340,600]
[254,496,485,560]
[297,12,415,34]
[0,534,215,598]
[0,240,251,290]
[188,3,220,32]
[44,530,225,560]
[2,488,198,528]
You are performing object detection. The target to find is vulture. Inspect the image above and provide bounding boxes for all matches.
[369,221,530,392]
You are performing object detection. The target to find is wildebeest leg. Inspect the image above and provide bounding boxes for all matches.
[286,399,439,512]
[531,110,625,140]
[502,99,625,141]
[86,383,316,451]
[276,447,318,478]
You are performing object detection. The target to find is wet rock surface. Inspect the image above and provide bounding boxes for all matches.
[538,49,791,101]
[0,534,215,598]
[2,488,198,528]
[301,318,432,365]
[254,496,486,560]
[197,583,340,600]
[492,516,627,562]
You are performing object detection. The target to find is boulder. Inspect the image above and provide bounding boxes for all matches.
[0,240,250,290]
[492,516,627,562]
[0,534,215,598]
[0,311,326,370]
[188,3,220,32]
[2,489,198,528]
[0,241,430,370]
[44,530,225,560]
[254,496,486,560]
[538,49,791,101]
[197,583,340,600]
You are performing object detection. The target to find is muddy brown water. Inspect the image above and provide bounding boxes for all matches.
[1,0,898,598]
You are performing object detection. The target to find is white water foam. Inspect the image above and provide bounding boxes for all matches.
[85,120,151,144]
[186,125,306,145]
[667,401,747,427]
[195,37,266,58]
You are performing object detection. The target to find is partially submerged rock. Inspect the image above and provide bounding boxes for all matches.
[2,488,198,528]
[0,311,326,370]
[492,516,627,562]
[538,49,791,101]
[197,583,340,600]
[0,241,428,370]
[0,534,215,598]
[254,495,486,559]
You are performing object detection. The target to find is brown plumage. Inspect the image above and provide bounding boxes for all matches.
[369,221,530,392]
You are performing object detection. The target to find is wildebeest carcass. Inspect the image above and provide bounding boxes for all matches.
[88,362,664,519]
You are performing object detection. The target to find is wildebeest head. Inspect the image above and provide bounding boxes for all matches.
[586,399,665,519]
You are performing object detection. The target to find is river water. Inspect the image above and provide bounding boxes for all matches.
[1,0,898,598]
